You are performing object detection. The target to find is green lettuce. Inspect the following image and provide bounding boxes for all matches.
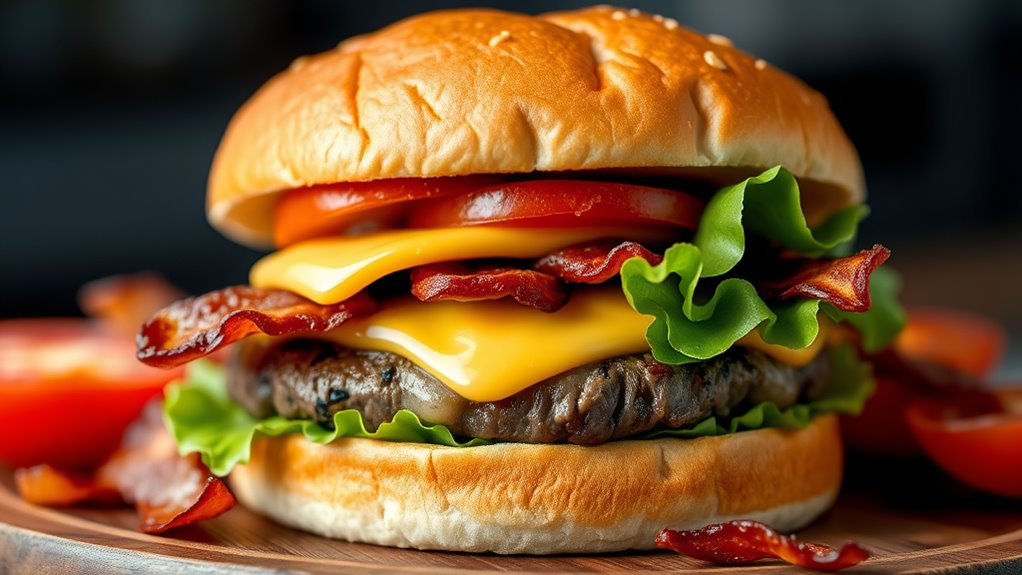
[165,348,872,477]
[621,166,904,364]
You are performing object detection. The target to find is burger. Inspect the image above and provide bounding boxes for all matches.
[139,6,903,554]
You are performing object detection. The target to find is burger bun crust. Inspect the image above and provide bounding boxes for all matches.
[229,414,843,554]
[207,6,863,247]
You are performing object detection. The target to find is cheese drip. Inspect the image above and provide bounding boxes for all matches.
[320,288,826,402]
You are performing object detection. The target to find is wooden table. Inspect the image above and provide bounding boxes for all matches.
[2,457,1022,574]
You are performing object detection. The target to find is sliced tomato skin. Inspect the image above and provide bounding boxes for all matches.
[840,374,924,457]
[273,176,497,246]
[894,307,1005,379]
[840,308,1005,458]
[905,392,1022,498]
[0,320,183,470]
[408,180,704,230]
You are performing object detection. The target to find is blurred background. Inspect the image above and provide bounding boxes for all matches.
[1,0,1020,373]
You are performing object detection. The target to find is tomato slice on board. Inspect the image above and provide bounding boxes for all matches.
[408,180,705,230]
[0,320,183,470]
[894,307,1005,379]
[905,390,1022,498]
[839,307,1008,458]
[840,374,925,457]
[273,176,499,246]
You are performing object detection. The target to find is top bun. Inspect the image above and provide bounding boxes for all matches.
[208,6,864,247]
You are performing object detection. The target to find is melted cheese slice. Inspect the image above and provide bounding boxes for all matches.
[324,288,652,401]
[321,287,827,402]
[251,226,669,304]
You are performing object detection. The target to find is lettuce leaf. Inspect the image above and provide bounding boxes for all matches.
[165,348,873,477]
[621,166,902,364]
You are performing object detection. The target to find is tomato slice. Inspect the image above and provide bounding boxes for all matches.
[408,180,704,229]
[273,176,498,246]
[840,308,1005,458]
[840,374,924,457]
[0,320,183,470]
[894,307,1005,379]
[905,390,1022,498]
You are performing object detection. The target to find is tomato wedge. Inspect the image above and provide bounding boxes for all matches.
[408,180,704,229]
[0,320,183,470]
[894,307,1005,379]
[905,390,1022,498]
[273,176,498,246]
[840,308,1005,457]
[841,374,925,457]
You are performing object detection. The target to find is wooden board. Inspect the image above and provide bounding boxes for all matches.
[3,458,1022,574]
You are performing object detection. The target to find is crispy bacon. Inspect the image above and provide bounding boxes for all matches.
[656,520,869,571]
[534,240,663,284]
[759,245,890,312]
[411,263,566,312]
[136,286,375,368]
[15,402,235,534]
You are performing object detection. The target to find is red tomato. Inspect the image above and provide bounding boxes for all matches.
[0,320,183,470]
[840,374,924,457]
[905,391,1022,498]
[273,176,497,246]
[840,308,1006,457]
[894,307,1005,379]
[408,180,704,230]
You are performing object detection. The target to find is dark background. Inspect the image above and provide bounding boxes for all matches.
[2,1,1020,371]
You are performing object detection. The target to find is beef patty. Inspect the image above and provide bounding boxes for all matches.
[227,339,831,445]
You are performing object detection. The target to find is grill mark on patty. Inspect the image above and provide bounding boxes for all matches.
[227,339,831,445]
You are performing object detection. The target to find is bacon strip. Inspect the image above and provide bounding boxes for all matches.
[535,240,663,284]
[759,244,890,312]
[16,401,235,534]
[411,263,566,312]
[137,286,375,368]
[656,520,869,571]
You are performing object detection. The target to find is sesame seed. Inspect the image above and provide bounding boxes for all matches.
[652,14,664,23]
[703,50,728,70]
[628,8,641,17]
[611,10,626,21]
[289,56,308,71]
[663,18,679,30]
[754,58,768,70]
[489,30,511,47]
[707,34,733,48]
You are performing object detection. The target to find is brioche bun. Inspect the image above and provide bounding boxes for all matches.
[229,414,843,554]
[207,6,863,247]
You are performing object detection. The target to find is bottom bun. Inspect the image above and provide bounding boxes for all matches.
[230,414,843,554]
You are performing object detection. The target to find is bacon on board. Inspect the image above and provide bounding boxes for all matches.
[656,520,869,571]
[15,401,235,534]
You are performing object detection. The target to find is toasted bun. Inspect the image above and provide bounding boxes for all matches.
[208,6,864,247]
[229,414,842,554]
